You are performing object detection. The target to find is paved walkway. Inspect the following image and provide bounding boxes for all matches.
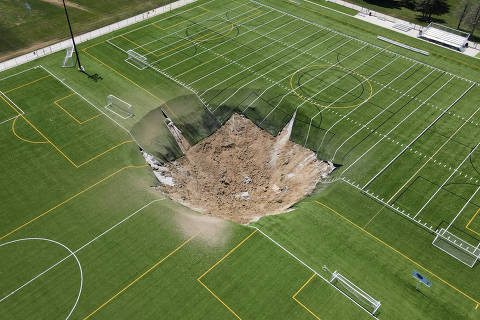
[314,0,480,58]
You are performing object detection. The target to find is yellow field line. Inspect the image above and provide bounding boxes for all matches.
[153,6,210,30]
[387,106,480,204]
[11,116,47,144]
[196,229,257,320]
[292,273,321,320]
[54,93,103,125]
[4,75,51,93]
[290,0,480,71]
[0,164,148,240]
[313,200,480,308]
[76,140,135,168]
[82,233,197,320]
[466,208,480,238]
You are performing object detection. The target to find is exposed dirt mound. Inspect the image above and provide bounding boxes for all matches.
[151,114,334,224]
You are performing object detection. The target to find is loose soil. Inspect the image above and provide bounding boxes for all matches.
[152,114,334,224]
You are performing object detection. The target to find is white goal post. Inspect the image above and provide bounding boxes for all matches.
[330,271,381,315]
[125,49,148,70]
[105,95,134,119]
[62,46,76,68]
[432,228,480,268]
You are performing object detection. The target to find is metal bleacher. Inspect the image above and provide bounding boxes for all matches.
[419,23,470,52]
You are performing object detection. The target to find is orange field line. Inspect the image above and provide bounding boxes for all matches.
[54,93,103,125]
[0,164,148,240]
[82,233,197,320]
[292,273,321,320]
[4,74,51,93]
[466,208,480,238]
[11,116,47,144]
[197,229,258,320]
[313,200,480,309]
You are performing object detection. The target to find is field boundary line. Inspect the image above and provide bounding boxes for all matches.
[3,74,51,94]
[0,66,41,81]
[312,200,480,308]
[252,226,378,319]
[83,233,197,320]
[466,208,480,237]
[0,164,148,240]
[54,93,103,125]
[11,116,47,144]
[197,229,258,320]
[341,72,450,176]
[363,81,474,190]
[292,273,321,320]
[248,0,478,83]
[114,3,252,59]
[387,104,480,204]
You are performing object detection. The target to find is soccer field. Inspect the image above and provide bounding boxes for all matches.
[1,0,480,319]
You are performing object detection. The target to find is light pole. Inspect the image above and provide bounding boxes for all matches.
[62,0,83,72]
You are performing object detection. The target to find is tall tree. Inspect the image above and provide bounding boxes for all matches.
[464,1,480,35]
[415,0,450,20]
[455,0,472,29]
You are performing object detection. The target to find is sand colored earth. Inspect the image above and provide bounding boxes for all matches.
[152,114,334,224]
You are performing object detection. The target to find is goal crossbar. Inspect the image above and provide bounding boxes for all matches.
[105,94,134,119]
[62,46,76,68]
[125,49,148,70]
[330,271,381,314]
[432,228,480,268]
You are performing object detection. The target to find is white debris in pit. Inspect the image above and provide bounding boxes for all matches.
[235,191,250,200]
[141,150,175,186]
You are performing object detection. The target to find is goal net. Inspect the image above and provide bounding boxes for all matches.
[62,46,76,68]
[105,95,134,119]
[432,228,480,268]
[330,271,381,315]
[125,49,148,70]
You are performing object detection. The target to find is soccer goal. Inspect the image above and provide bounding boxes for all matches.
[432,228,480,268]
[105,95,134,119]
[125,49,148,70]
[329,271,381,315]
[62,46,76,68]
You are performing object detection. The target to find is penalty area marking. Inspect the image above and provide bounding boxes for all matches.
[290,64,373,109]
[0,238,83,320]
[292,273,321,320]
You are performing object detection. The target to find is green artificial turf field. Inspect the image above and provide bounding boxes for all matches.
[1,0,480,319]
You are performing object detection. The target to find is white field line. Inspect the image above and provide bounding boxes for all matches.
[260,42,366,122]
[0,237,83,320]
[363,81,474,190]
[302,47,396,147]
[38,66,134,140]
[385,102,480,205]
[215,32,336,113]
[317,57,401,150]
[247,0,477,85]
[251,38,352,119]
[0,114,20,126]
[251,227,379,319]
[201,26,320,111]
[112,2,250,56]
[161,10,282,71]
[111,0,217,40]
[0,65,42,82]
[341,177,438,232]
[147,6,270,63]
[0,90,25,115]
[331,63,421,162]
[189,19,304,89]
[340,72,450,176]
[233,14,466,119]
[415,143,480,219]
[0,199,164,304]
[446,184,480,232]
